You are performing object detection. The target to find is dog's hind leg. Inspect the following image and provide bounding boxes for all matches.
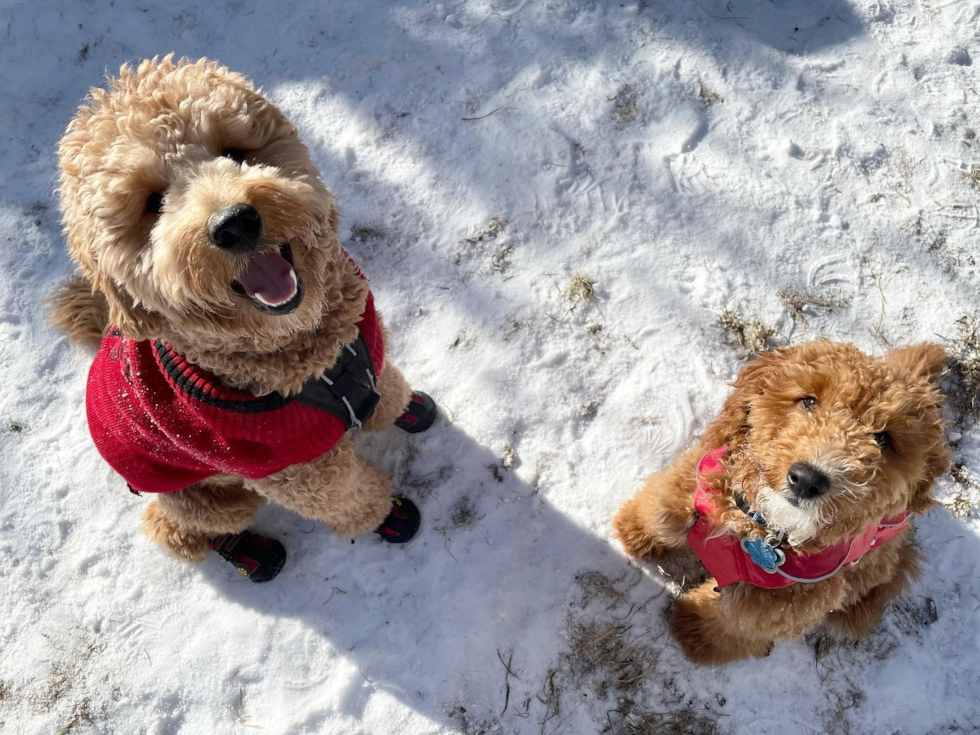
[826,539,922,639]
[248,438,395,539]
[613,445,702,559]
[362,318,413,432]
[362,320,436,434]
[46,274,110,350]
[142,478,262,562]
[363,360,414,432]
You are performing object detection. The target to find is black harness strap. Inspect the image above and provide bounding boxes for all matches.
[294,330,381,430]
[155,330,381,430]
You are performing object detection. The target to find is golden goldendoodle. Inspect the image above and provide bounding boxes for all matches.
[614,341,950,664]
[50,56,437,581]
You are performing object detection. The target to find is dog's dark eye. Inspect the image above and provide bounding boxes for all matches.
[222,148,247,164]
[145,192,164,214]
[799,396,818,412]
[873,432,892,450]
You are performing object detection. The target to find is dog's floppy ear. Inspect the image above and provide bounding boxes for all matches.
[883,343,950,514]
[907,441,951,515]
[96,275,165,341]
[702,348,788,447]
[883,342,947,385]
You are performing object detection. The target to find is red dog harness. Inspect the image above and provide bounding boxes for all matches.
[86,292,384,494]
[687,446,910,589]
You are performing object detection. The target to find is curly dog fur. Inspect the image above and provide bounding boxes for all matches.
[614,341,950,665]
[51,56,415,560]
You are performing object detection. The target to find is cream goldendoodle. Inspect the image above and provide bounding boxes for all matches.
[51,56,436,581]
[614,341,950,664]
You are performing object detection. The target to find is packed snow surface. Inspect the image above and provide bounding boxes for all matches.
[1,0,979,733]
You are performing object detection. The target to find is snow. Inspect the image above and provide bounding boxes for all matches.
[1,0,980,733]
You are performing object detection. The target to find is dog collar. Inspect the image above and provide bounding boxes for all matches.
[734,491,769,527]
[687,446,910,589]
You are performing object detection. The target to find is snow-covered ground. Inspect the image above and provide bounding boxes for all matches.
[2,0,980,732]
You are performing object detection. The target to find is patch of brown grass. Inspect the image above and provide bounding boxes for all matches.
[968,165,980,189]
[28,626,105,716]
[611,84,639,124]
[944,316,980,425]
[446,703,497,735]
[450,496,479,528]
[946,463,979,518]
[612,705,722,735]
[574,570,627,609]
[778,287,852,324]
[465,217,505,244]
[58,698,95,734]
[561,616,657,698]
[349,223,387,242]
[697,76,723,107]
[397,442,455,498]
[719,309,777,358]
[562,274,597,308]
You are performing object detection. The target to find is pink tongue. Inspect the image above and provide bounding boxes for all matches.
[238,252,296,305]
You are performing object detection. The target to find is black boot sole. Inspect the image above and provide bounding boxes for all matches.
[395,391,438,434]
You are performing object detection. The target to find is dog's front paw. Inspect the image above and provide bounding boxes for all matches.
[671,585,773,665]
[613,499,665,560]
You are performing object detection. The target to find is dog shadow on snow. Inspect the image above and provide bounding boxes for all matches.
[202,418,679,732]
[200,414,980,734]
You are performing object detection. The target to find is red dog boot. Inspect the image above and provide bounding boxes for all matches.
[209,531,287,583]
[374,497,422,544]
[394,391,438,434]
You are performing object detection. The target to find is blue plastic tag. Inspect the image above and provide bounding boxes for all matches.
[741,537,785,573]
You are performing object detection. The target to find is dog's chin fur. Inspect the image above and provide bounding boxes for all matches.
[51,54,366,396]
[753,486,826,547]
[747,449,873,547]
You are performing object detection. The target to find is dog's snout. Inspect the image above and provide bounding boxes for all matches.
[208,203,262,253]
[787,462,831,500]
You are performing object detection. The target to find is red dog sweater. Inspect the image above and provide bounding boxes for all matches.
[86,292,384,494]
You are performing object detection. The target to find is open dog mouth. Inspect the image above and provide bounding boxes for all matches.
[231,244,304,315]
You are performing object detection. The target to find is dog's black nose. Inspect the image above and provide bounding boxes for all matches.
[208,204,262,253]
[787,462,831,500]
